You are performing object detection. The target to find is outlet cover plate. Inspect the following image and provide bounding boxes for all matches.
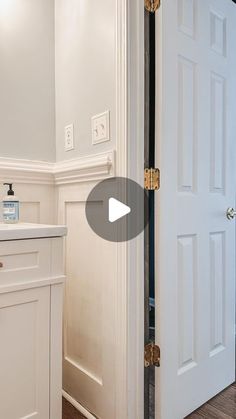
[92,110,110,145]
[65,124,74,151]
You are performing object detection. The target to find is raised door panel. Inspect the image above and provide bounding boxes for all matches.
[209,232,226,356]
[210,9,226,56]
[178,0,196,38]
[210,72,226,193]
[0,286,50,419]
[177,235,197,374]
[177,56,197,192]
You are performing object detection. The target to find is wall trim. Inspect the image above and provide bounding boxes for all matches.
[115,0,129,418]
[62,390,97,419]
[0,157,54,185]
[54,150,115,185]
[126,1,145,418]
[64,356,102,386]
[0,151,115,186]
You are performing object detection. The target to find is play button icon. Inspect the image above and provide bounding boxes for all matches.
[85,177,149,242]
[109,198,131,223]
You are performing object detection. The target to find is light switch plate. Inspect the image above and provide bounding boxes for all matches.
[65,124,74,151]
[92,110,110,145]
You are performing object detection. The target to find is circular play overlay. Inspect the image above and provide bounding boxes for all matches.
[85,177,149,242]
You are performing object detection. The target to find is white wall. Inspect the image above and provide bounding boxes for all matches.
[55,0,116,161]
[0,0,55,162]
[0,0,116,163]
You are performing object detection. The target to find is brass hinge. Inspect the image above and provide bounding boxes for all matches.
[144,342,161,367]
[144,168,160,190]
[144,0,161,13]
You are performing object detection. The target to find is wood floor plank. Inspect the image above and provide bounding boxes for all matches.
[209,396,236,417]
[195,404,232,419]
[62,383,236,419]
[187,384,236,419]
[205,386,236,418]
[186,414,204,419]
[62,397,86,419]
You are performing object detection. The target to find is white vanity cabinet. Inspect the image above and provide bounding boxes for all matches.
[0,224,67,419]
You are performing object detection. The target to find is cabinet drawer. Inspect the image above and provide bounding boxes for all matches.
[0,238,61,286]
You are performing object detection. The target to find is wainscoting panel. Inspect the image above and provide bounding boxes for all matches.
[57,178,117,419]
[20,202,40,224]
[55,150,117,419]
[0,158,55,224]
[17,184,56,224]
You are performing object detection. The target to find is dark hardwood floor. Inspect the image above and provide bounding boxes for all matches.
[186,383,236,419]
[62,383,236,418]
[62,398,86,419]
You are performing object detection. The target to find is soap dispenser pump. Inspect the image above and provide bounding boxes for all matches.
[3,183,19,224]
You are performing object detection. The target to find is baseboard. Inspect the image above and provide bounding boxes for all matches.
[62,390,97,419]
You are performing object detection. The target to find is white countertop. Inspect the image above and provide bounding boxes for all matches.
[0,223,67,241]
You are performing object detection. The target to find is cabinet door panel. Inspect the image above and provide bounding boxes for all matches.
[0,239,51,285]
[0,286,50,419]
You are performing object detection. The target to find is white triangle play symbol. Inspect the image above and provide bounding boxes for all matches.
[108,197,131,223]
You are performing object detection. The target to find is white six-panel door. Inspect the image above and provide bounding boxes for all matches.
[155,0,236,418]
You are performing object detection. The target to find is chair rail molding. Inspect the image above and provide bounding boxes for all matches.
[54,151,115,185]
[0,157,54,185]
[0,151,115,228]
[0,151,115,186]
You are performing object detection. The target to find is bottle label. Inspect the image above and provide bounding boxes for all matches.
[3,202,19,221]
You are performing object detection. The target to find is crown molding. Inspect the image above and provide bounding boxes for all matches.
[0,151,115,186]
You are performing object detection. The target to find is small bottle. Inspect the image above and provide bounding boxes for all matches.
[3,183,19,224]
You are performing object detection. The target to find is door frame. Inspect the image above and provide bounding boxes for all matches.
[116,0,145,418]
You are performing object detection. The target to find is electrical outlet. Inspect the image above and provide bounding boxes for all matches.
[92,111,110,145]
[64,124,74,151]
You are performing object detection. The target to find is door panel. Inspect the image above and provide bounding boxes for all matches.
[156,1,236,418]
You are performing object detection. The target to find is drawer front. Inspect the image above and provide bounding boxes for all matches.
[0,239,52,285]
